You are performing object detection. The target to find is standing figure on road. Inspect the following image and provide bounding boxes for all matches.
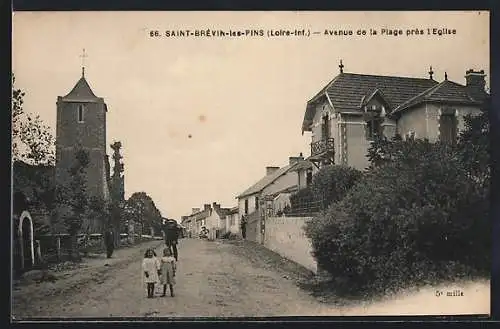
[162,219,179,261]
[240,216,247,239]
[104,228,115,258]
[159,247,177,297]
[142,248,160,298]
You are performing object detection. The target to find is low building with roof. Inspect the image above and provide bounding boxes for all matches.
[224,206,240,235]
[302,61,489,171]
[235,155,312,242]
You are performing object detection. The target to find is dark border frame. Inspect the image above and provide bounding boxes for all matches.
[6,0,499,326]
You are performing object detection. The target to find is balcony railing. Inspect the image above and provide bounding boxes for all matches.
[310,138,335,157]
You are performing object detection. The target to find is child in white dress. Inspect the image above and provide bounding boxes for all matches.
[159,248,177,297]
[142,248,160,298]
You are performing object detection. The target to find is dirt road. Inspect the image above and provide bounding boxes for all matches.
[12,238,332,318]
[12,238,490,319]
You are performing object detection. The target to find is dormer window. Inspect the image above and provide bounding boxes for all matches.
[77,104,85,123]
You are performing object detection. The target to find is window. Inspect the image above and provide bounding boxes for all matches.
[405,131,416,140]
[244,199,249,214]
[77,104,85,123]
[255,196,259,210]
[321,114,330,140]
[439,113,458,144]
[365,118,382,140]
[306,170,313,186]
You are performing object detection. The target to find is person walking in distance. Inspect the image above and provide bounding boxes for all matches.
[104,228,115,258]
[162,219,179,261]
[240,215,247,239]
[159,247,177,297]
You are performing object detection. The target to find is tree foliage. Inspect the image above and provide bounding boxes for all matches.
[108,141,125,244]
[305,110,490,297]
[289,165,362,216]
[12,74,55,166]
[310,165,363,209]
[126,192,162,236]
[57,147,90,260]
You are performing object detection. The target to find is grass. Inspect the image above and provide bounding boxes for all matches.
[222,239,490,307]
[222,239,315,284]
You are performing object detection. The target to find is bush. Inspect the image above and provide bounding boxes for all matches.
[288,165,362,216]
[310,165,363,210]
[289,186,317,215]
[305,138,490,298]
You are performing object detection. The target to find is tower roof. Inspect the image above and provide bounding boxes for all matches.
[61,74,102,103]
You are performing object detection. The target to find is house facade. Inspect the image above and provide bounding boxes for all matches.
[236,156,305,217]
[182,206,210,237]
[224,207,240,235]
[236,155,308,242]
[302,62,489,171]
[205,202,231,239]
[182,202,231,239]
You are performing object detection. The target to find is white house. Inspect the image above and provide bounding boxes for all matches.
[224,206,240,235]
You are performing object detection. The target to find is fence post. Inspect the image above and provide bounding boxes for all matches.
[56,236,61,261]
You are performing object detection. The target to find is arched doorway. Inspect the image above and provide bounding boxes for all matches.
[18,211,35,270]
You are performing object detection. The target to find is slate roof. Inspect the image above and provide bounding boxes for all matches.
[302,73,438,132]
[228,206,239,215]
[236,163,298,199]
[215,207,232,219]
[290,159,313,172]
[61,74,102,103]
[302,71,488,132]
[392,80,485,114]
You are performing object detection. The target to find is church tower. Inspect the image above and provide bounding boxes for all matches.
[55,56,111,225]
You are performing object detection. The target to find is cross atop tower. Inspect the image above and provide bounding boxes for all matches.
[339,59,344,74]
[80,48,88,77]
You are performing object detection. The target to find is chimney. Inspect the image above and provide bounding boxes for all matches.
[191,208,200,214]
[266,166,280,175]
[289,154,304,165]
[465,69,487,98]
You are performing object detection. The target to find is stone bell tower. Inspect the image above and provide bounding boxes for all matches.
[55,51,110,232]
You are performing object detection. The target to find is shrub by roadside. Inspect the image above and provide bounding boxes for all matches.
[305,112,490,299]
[289,165,362,215]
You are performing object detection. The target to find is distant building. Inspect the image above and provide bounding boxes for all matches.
[235,155,307,242]
[182,205,211,237]
[182,203,231,239]
[224,206,240,235]
[236,155,306,217]
[301,62,489,171]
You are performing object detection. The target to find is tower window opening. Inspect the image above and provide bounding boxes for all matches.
[78,104,85,123]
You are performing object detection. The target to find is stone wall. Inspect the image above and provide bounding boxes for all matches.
[263,216,317,273]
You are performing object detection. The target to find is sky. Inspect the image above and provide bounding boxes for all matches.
[12,11,489,219]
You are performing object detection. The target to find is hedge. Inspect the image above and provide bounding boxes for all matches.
[305,137,490,298]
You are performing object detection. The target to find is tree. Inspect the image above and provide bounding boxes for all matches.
[457,108,490,188]
[366,133,403,169]
[60,147,90,261]
[109,141,125,246]
[126,192,162,237]
[306,135,490,297]
[12,74,55,166]
[310,165,363,210]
